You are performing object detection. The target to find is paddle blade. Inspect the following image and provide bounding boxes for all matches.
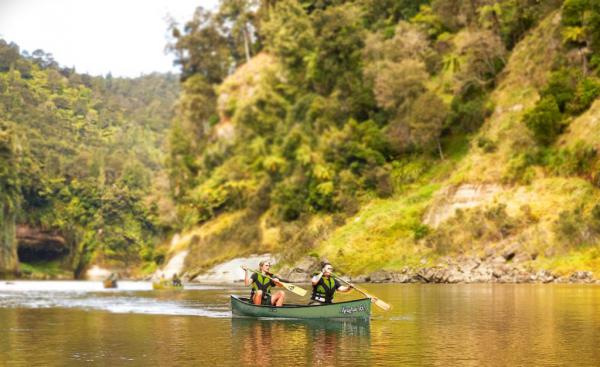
[282,282,307,297]
[373,298,392,311]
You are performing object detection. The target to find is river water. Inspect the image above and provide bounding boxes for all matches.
[0,282,598,366]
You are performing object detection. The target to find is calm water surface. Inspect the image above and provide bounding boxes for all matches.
[0,282,599,366]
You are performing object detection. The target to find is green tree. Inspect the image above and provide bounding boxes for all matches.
[217,0,261,64]
[409,92,449,159]
[523,96,564,146]
[168,8,232,83]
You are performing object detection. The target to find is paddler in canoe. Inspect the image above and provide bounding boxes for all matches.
[242,260,287,306]
[310,262,353,305]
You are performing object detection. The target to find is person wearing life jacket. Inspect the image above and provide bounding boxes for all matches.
[242,260,286,306]
[310,262,352,304]
[172,273,182,287]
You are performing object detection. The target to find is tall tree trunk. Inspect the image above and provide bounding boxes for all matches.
[243,27,251,63]
[437,139,445,160]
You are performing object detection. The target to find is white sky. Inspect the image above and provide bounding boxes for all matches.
[0,0,219,77]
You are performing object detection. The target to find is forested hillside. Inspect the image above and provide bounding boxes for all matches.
[0,40,178,277]
[2,0,599,280]
[164,0,600,278]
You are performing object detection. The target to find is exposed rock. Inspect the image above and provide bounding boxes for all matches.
[192,254,275,283]
[423,184,503,228]
[569,271,594,283]
[390,272,413,283]
[491,256,506,265]
[277,256,319,283]
[369,270,392,283]
[501,244,521,261]
[535,270,555,283]
[351,275,369,283]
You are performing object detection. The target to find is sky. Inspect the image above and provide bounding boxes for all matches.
[0,0,219,77]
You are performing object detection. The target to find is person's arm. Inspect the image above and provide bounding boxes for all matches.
[336,279,353,293]
[242,266,252,286]
[338,285,353,292]
[311,271,323,286]
[270,274,290,286]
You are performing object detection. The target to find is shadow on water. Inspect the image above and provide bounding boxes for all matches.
[231,318,371,366]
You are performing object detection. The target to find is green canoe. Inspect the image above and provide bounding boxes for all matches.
[230,296,371,320]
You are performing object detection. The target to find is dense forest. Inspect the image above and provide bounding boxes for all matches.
[0,40,178,277]
[2,0,600,279]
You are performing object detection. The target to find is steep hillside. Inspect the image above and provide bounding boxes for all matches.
[164,0,600,281]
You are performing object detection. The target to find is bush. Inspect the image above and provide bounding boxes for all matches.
[523,96,564,145]
[541,69,578,113]
[272,174,307,221]
[566,77,600,115]
[477,136,498,153]
[504,151,539,184]
[449,95,490,133]
[546,143,597,176]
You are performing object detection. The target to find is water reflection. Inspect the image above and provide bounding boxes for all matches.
[1,283,599,366]
[231,318,370,367]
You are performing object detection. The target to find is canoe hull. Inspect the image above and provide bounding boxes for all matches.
[230,296,371,320]
[103,280,117,289]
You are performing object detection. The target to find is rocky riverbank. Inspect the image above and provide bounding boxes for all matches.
[274,254,599,285]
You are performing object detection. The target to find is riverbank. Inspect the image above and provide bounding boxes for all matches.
[184,253,599,285]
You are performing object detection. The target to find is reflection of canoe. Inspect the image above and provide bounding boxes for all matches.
[103,279,117,289]
[152,281,183,290]
[231,316,371,335]
[230,296,371,320]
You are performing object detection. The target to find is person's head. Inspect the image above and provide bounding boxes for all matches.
[259,260,271,273]
[321,262,333,276]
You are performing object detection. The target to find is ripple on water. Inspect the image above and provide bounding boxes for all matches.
[0,281,230,318]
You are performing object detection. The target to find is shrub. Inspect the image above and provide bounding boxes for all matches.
[272,174,307,221]
[449,95,490,133]
[477,136,498,153]
[504,151,539,184]
[546,143,597,176]
[523,96,564,145]
[541,69,578,113]
[566,77,600,115]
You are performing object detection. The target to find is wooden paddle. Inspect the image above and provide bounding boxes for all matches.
[332,272,392,311]
[242,266,307,297]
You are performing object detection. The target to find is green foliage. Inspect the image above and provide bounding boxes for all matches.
[546,142,597,177]
[164,0,596,273]
[409,92,449,157]
[449,94,491,133]
[561,0,600,65]
[523,96,564,146]
[321,119,387,171]
[566,76,600,114]
[524,67,599,148]
[477,136,498,153]
[0,41,177,276]
[454,30,506,95]
[261,0,315,76]
[542,68,578,112]
[427,204,522,254]
[554,204,600,248]
[168,8,232,83]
